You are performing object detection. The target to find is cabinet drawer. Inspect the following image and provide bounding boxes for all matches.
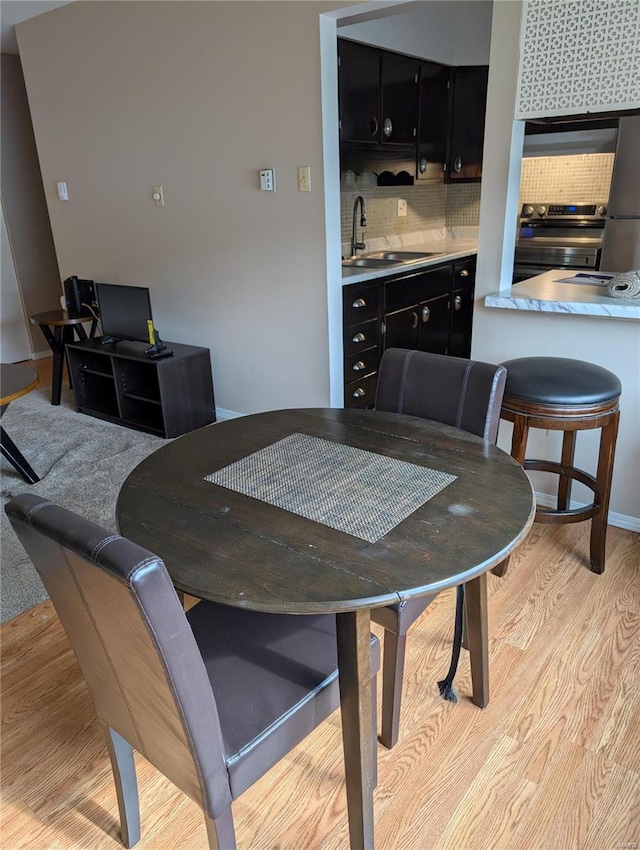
[344,346,379,382]
[343,283,379,325]
[343,318,379,357]
[344,372,378,408]
[385,265,451,311]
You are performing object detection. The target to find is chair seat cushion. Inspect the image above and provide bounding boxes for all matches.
[501,357,621,406]
[187,602,379,798]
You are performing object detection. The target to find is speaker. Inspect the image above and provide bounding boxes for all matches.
[63,276,96,315]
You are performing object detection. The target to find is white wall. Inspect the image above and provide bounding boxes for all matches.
[472,1,640,527]
[1,52,62,355]
[16,1,339,417]
[338,0,492,65]
[1,204,32,362]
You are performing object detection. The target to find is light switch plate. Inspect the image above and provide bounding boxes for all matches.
[297,166,311,192]
[397,198,407,217]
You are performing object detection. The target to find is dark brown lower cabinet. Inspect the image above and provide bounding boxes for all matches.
[342,255,476,407]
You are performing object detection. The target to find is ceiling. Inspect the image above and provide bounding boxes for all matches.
[1,1,72,54]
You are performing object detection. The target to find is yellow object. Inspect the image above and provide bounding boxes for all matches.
[147,320,155,345]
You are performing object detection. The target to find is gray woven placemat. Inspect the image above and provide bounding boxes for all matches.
[205,432,456,543]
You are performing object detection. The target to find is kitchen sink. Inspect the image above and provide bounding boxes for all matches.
[365,251,442,261]
[341,257,403,268]
[342,251,442,269]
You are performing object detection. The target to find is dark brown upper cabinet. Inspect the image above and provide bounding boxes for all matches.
[416,61,450,182]
[446,65,489,182]
[338,39,419,148]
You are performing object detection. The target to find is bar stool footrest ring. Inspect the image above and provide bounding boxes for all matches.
[523,459,599,524]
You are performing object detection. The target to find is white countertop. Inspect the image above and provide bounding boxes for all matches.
[341,229,478,285]
[485,270,640,321]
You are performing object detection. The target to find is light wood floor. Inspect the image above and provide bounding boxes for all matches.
[3,360,639,848]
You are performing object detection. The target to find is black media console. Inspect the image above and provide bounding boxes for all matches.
[65,338,216,438]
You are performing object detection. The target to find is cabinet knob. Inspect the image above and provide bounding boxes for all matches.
[419,158,428,174]
[352,332,366,343]
[383,117,393,138]
[352,298,367,308]
[453,295,463,311]
[459,269,470,277]
[353,387,366,398]
[352,360,366,371]
[370,117,379,137]
[421,305,430,323]
[412,311,419,329]
[454,157,462,173]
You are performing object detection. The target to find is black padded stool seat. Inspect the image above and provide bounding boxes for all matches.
[502,357,622,407]
[500,357,621,574]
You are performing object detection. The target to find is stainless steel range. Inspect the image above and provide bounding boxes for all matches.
[513,202,608,283]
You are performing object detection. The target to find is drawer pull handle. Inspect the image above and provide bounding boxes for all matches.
[383,117,393,138]
[453,295,462,311]
[421,306,430,323]
[459,269,470,277]
[353,361,366,371]
[352,332,366,343]
[454,157,462,173]
[352,298,367,308]
[353,387,366,398]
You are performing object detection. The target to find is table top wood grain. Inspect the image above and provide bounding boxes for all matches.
[116,408,535,615]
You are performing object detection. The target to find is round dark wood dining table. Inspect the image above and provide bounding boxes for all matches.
[116,407,535,849]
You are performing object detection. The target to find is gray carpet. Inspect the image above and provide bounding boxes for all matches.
[1,386,167,622]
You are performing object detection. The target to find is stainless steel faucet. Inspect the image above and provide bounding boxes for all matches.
[351,195,367,258]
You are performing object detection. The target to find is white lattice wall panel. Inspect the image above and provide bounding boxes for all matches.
[517,0,640,119]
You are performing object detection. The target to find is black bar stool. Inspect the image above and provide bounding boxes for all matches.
[500,357,621,574]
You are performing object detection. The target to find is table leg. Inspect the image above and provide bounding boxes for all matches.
[465,573,489,708]
[336,609,375,850]
[1,425,40,484]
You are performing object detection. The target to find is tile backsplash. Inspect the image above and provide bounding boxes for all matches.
[340,181,481,252]
[519,153,614,203]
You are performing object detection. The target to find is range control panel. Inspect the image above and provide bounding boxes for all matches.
[521,202,608,219]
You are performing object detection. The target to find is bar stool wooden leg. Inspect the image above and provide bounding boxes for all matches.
[558,430,577,510]
[589,411,620,574]
[510,413,529,465]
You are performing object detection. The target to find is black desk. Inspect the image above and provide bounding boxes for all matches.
[117,407,535,849]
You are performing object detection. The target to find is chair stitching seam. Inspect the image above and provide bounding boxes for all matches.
[91,535,123,560]
[456,361,474,429]
[398,350,416,414]
[24,501,52,522]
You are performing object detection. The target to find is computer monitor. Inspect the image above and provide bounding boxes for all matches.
[96,283,155,346]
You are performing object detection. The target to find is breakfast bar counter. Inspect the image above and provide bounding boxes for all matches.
[484,269,640,320]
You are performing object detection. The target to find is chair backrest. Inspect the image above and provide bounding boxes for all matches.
[375,348,507,442]
[5,494,232,819]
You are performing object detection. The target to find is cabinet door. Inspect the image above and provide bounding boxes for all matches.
[418,294,450,355]
[449,287,474,358]
[416,62,450,181]
[384,305,419,351]
[338,40,380,144]
[447,66,489,182]
[380,52,419,146]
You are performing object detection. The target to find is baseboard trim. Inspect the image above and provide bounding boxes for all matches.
[215,408,244,421]
[535,491,640,533]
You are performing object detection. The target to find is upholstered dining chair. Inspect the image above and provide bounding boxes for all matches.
[372,348,507,748]
[6,494,380,849]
